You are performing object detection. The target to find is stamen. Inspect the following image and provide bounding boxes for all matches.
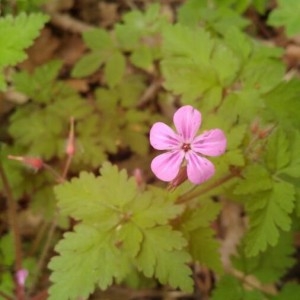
[182,143,191,152]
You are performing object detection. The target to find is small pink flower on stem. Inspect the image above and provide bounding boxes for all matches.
[150,105,227,184]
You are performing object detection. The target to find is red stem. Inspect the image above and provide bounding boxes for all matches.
[0,162,24,300]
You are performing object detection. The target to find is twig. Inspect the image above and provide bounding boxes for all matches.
[48,12,95,33]
[137,78,162,109]
[0,162,24,300]
[229,268,277,296]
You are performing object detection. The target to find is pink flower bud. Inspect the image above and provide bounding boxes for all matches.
[8,155,43,171]
[65,117,75,156]
[16,269,28,287]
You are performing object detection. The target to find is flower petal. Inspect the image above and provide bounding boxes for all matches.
[192,129,227,157]
[173,105,201,142]
[151,150,184,182]
[186,151,215,184]
[150,122,180,150]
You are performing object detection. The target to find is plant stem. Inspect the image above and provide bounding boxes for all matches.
[176,173,236,204]
[43,163,65,183]
[229,268,277,296]
[28,221,48,257]
[61,154,73,179]
[0,162,24,300]
[30,122,75,292]
[29,217,58,293]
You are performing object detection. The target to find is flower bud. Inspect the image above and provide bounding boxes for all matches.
[8,155,43,171]
[16,269,28,287]
[168,166,187,191]
[65,117,75,156]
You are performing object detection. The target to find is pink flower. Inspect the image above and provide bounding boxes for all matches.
[150,105,227,184]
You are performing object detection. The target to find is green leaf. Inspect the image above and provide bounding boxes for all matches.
[224,27,252,62]
[13,60,63,103]
[104,51,126,88]
[9,108,64,160]
[130,191,183,228]
[278,130,300,178]
[0,13,49,69]
[163,24,214,67]
[0,71,7,90]
[117,74,146,107]
[161,24,217,99]
[271,283,300,300]
[48,224,131,300]
[268,0,300,37]
[54,163,137,228]
[180,199,222,273]
[0,234,14,266]
[114,222,143,257]
[71,51,105,77]
[264,79,300,130]
[83,28,113,51]
[234,232,295,283]
[244,181,295,256]
[218,90,263,125]
[0,144,26,199]
[178,1,249,33]
[211,42,240,86]
[212,274,264,300]
[253,0,270,14]
[189,227,222,273]
[130,45,153,70]
[242,57,285,93]
[234,164,273,195]
[183,198,221,230]
[136,226,193,292]
[265,129,290,173]
[226,124,247,150]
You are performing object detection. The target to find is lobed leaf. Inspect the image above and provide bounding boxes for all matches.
[268,0,300,37]
[234,164,273,195]
[48,224,131,300]
[234,232,295,283]
[136,226,193,292]
[244,181,295,256]
[0,13,49,69]
[212,274,264,300]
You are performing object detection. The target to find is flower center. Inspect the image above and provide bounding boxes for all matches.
[182,143,191,152]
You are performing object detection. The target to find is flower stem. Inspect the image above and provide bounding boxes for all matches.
[229,268,277,296]
[176,173,236,204]
[0,162,24,300]
[29,216,58,294]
